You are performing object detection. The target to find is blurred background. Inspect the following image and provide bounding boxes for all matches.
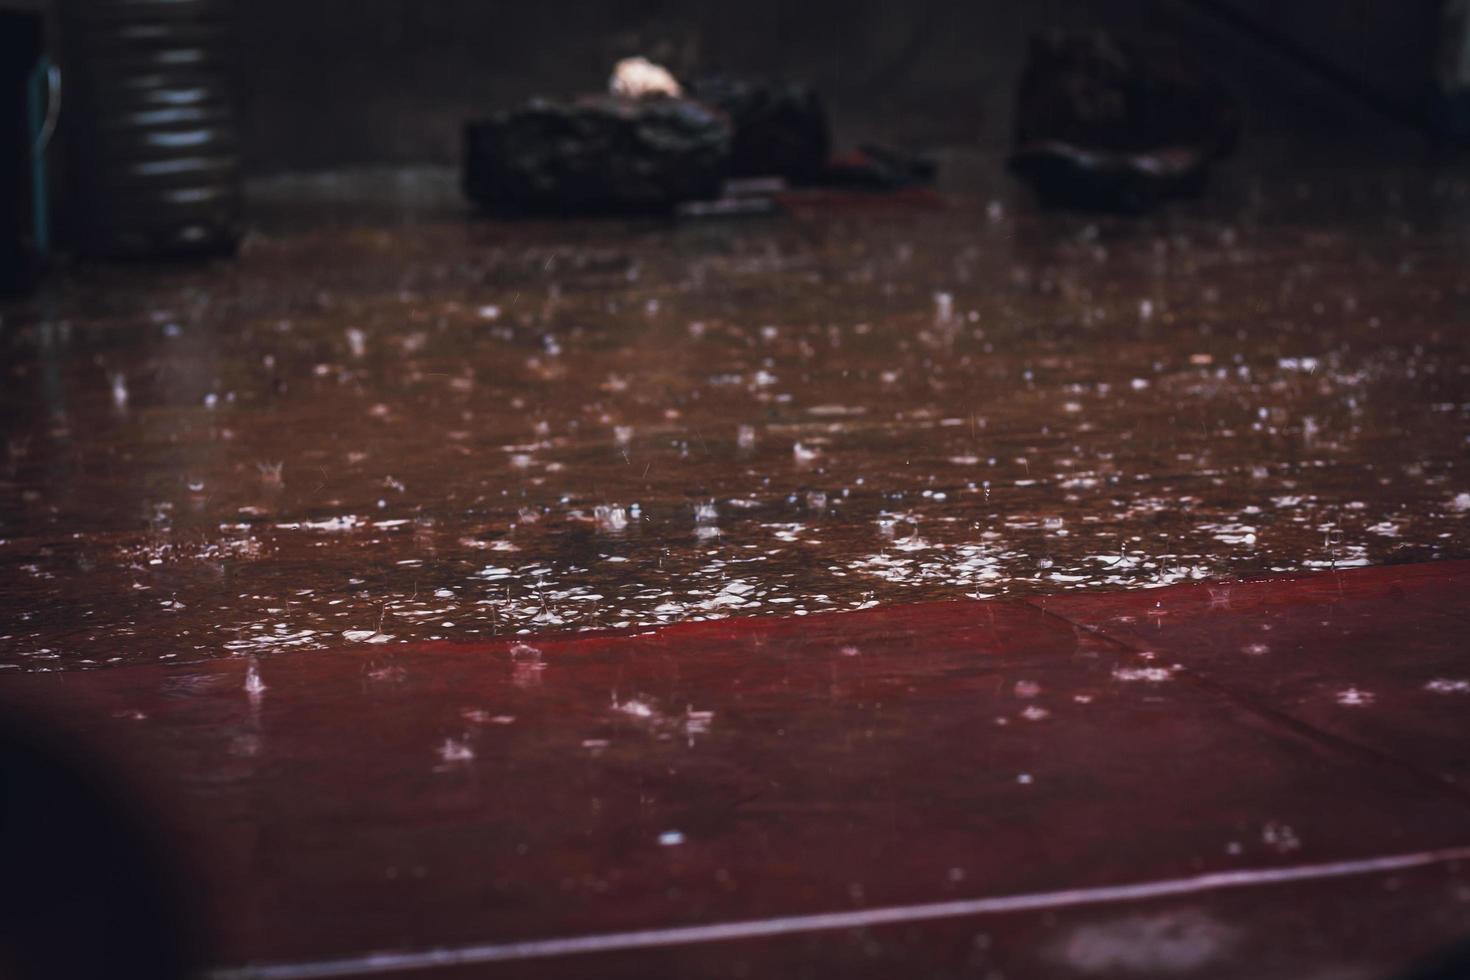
[4,0,1470,283]
[220,0,1465,169]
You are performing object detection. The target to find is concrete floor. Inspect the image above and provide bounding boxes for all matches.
[2,53,1470,976]
[1,157,1467,669]
[5,561,1470,978]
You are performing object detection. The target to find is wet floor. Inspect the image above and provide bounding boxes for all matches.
[7,561,1470,978]
[2,160,1468,669]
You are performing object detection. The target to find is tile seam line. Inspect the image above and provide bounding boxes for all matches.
[1019,597,1470,810]
[204,844,1470,980]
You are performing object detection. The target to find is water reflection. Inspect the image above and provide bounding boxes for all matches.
[0,167,1467,668]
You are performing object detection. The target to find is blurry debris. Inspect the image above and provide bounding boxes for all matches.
[823,143,938,190]
[1009,31,1239,211]
[681,144,938,218]
[463,96,730,214]
[686,75,831,184]
[464,63,938,216]
[610,56,683,99]
[724,177,787,196]
[675,177,784,219]
[675,196,777,220]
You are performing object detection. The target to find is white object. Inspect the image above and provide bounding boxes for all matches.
[610,57,683,99]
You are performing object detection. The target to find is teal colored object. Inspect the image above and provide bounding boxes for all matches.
[25,56,57,255]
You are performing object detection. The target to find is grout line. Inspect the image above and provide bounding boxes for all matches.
[208,844,1470,980]
[1179,669,1470,807]
[1021,596,1470,809]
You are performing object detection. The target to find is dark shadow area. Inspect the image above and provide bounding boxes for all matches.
[0,706,205,980]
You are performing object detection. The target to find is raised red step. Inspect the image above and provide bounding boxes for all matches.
[4,561,1470,979]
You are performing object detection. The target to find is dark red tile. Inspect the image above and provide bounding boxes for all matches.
[1037,561,1470,786]
[5,575,1470,977]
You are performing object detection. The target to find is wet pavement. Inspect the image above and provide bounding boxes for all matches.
[2,149,1470,978]
[3,161,1468,669]
[5,560,1469,978]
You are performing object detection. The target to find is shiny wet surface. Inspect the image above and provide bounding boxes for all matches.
[2,163,1469,669]
[5,561,1469,978]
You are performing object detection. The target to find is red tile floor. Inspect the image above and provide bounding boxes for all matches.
[7,560,1470,978]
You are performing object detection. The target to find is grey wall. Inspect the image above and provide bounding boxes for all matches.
[1203,0,1445,129]
[234,0,1175,174]
[232,0,1450,176]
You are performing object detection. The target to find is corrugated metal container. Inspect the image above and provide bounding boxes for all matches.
[62,0,241,257]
